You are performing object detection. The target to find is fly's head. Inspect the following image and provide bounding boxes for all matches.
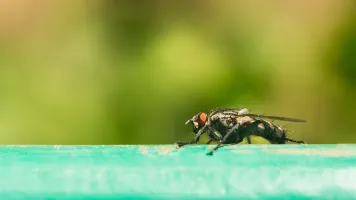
[185,112,208,134]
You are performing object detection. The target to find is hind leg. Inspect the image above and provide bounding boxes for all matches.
[285,137,306,144]
[246,136,252,144]
[239,120,265,144]
[280,126,306,144]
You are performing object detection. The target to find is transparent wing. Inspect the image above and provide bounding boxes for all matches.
[236,114,307,122]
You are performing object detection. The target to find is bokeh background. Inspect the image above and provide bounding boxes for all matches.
[0,1,355,144]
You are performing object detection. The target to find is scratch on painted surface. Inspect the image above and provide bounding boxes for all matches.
[139,145,149,154]
[157,146,174,154]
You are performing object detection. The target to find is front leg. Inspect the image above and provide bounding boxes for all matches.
[175,139,199,148]
[207,123,240,155]
[176,135,213,148]
[175,125,208,148]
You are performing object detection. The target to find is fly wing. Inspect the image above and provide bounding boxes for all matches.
[236,114,307,122]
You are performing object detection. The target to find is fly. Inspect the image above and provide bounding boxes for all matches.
[175,108,306,155]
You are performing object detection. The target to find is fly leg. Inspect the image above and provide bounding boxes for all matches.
[239,120,264,144]
[175,140,199,148]
[175,125,208,148]
[246,136,252,144]
[177,132,214,147]
[205,139,213,144]
[175,136,200,148]
[206,124,240,156]
[208,126,223,141]
[285,137,306,144]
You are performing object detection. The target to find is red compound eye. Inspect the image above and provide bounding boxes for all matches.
[198,112,207,127]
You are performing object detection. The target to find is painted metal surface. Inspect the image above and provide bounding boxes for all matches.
[0,145,355,199]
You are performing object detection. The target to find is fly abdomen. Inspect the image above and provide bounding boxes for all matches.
[261,120,287,144]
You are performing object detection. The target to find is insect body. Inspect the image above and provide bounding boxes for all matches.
[175,108,306,155]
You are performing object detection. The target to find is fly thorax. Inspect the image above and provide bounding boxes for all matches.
[209,115,230,132]
[221,119,234,128]
[210,113,223,121]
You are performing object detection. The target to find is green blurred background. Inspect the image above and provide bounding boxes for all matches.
[0,1,355,144]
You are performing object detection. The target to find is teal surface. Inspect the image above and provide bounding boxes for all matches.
[0,145,356,199]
